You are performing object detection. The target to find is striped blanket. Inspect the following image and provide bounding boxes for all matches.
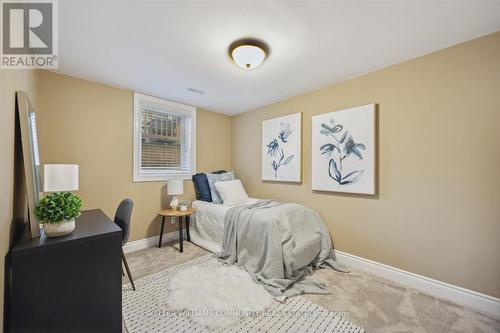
[217,200,348,299]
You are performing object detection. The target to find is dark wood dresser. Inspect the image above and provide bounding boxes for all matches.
[4,209,123,332]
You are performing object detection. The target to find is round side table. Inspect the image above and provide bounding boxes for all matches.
[157,208,196,253]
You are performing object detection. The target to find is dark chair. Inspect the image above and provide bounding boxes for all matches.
[114,199,135,291]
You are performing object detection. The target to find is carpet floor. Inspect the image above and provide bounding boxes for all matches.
[122,241,500,333]
[123,254,364,333]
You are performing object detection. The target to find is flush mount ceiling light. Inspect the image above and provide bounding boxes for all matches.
[229,38,269,70]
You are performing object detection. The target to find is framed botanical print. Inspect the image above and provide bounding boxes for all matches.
[262,112,301,182]
[312,104,376,194]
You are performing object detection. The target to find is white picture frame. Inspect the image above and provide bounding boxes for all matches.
[262,112,302,182]
[312,104,376,195]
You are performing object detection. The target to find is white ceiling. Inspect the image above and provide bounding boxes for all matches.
[56,1,500,115]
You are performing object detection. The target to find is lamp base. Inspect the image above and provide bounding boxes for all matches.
[170,195,179,210]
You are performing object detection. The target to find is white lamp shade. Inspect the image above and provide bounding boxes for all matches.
[44,164,79,192]
[167,178,183,195]
[231,45,266,69]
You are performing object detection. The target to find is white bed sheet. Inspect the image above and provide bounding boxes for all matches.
[190,198,258,253]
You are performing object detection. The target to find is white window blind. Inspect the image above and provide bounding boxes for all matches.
[133,93,196,182]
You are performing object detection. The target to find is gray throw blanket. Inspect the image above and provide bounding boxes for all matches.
[217,200,348,299]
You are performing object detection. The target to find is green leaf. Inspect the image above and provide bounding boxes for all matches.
[34,192,82,223]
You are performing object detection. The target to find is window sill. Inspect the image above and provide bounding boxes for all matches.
[133,173,193,182]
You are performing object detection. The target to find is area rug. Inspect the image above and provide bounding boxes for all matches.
[122,254,365,333]
[166,264,274,330]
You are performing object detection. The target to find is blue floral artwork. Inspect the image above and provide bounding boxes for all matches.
[262,113,302,182]
[311,104,375,195]
[319,119,366,185]
[266,122,295,178]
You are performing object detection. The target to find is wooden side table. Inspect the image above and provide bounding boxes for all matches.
[157,208,196,253]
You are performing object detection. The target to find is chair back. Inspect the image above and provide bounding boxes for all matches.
[114,199,133,246]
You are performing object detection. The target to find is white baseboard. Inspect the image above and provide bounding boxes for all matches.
[123,233,500,319]
[123,230,186,253]
[333,250,500,319]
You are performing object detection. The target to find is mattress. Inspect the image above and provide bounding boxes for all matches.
[190,198,258,253]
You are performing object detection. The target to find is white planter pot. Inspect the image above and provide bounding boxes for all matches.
[43,218,75,237]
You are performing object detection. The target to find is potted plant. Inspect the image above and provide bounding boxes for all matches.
[35,192,82,237]
[179,200,190,212]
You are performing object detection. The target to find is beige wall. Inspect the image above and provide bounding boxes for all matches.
[232,32,500,297]
[0,69,37,331]
[35,70,231,242]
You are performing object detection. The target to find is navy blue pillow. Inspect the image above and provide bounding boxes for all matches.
[192,170,226,202]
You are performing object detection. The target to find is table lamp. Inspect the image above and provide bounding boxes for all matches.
[167,178,183,210]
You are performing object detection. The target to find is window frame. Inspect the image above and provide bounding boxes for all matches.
[133,92,196,182]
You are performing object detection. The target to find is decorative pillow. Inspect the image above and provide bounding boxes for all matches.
[206,171,234,204]
[192,170,226,202]
[215,179,249,206]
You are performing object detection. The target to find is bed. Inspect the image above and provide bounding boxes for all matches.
[190,196,345,297]
[189,172,346,297]
[190,198,259,253]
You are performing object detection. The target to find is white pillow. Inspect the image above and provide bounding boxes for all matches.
[215,179,249,206]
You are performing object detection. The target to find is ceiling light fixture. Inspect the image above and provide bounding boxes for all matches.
[228,38,269,70]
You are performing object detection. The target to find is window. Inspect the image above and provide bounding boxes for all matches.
[133,92,196,182]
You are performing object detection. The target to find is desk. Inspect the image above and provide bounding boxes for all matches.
[5,209,123,332]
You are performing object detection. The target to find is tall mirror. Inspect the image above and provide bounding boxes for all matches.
[17,91,42,238]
